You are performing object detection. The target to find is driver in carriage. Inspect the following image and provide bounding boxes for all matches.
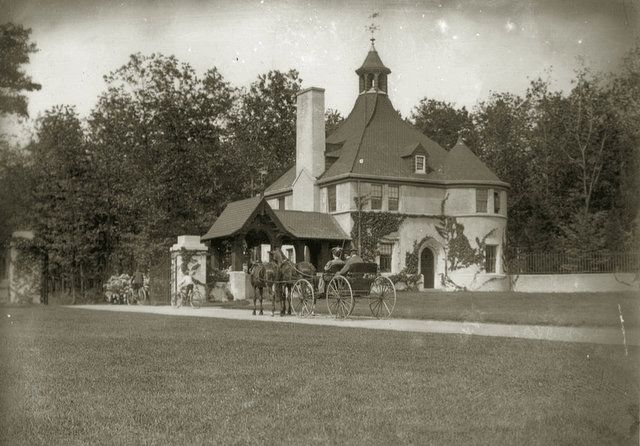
[269,246,288,266]
[317,247,344,293]
[338,248,364,275]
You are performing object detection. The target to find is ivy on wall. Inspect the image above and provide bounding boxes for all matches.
[350,212,406,261]
[399,194,498,290]
[351,194,498,292]
[179,247,202,275]
[404,235,437,274]
[433,193,496,272]
[435,217,496,271]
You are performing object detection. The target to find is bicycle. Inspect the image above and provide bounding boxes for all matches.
[126,286,148,305]
[174,286,204,309]
[136,286,148,304]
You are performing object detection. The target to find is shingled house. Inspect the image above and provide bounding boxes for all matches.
[204,41,509,291]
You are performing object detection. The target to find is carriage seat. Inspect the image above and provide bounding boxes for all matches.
[321,262,379,294]
[342,262,378,293]
[324,261,378,276]
[325,263,345,275]
[321,262,345,284]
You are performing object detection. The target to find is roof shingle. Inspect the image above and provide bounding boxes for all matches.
[319,92,507,186]
[264,165,295,195]
[202,197,350,242]
[441,139,501,183]
[201,196,262,241]
[273,210,350,240]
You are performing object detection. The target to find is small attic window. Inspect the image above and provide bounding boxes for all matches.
[415,155,426,174]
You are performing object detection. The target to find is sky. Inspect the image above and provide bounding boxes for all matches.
[2,0,639,144]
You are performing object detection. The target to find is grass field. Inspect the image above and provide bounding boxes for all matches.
[211,290,640,328]
[1,306,638,445]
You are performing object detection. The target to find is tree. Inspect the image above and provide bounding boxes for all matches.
[88,53,236,269]
[473,91,542,248]
[29,106,102,299]
[605,44,640,249]
[0,23,41,117]
[325,108,344,136]
[409,98,476,150]
[559,68,613,216]
[0,23,41,246]
[472,53,640,252]
[0,141,32,243]
[229,69,302,195]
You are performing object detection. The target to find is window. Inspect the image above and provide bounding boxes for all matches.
[286,248,294,260]
[493,191,501,214]
[415,155,426,173]
[388,185,399,211]
[328,185,336,212]
[476,188,488,213]
[371,184,382,210]
[278,197,285,210]
[378,243,393,273]
[485,245,497,273]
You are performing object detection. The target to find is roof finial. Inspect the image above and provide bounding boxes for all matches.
[366,11,379,49]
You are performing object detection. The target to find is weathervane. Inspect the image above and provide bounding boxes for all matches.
[366,11,379,47]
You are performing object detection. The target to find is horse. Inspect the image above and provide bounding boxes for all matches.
[269,248,317,316]
[249,261,278,316]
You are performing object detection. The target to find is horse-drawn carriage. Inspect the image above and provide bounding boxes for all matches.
[290,262,397,319]
[250,249,396,319]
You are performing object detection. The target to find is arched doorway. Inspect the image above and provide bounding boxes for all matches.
[420,248,435,289]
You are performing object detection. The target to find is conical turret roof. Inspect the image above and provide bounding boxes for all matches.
[355,41,391,75]
[318,93,507,186]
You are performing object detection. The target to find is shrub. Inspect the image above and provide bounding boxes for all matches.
[103,274,132,304]
[207,268,229,284]
[388,269,422,291]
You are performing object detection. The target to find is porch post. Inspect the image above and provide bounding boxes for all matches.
[319,242,331,270]
[210,243,221,270]
[293,242,305,264]
[230,236,244,272]
[227,236,253,301]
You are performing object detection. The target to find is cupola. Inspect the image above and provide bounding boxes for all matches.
[355,38,391,94]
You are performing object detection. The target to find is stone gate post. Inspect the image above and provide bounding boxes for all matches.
[170,235,208,305]
[8,231,41,304]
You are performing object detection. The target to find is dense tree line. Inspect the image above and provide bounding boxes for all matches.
[410,50,640,254]
[1,22,638,296]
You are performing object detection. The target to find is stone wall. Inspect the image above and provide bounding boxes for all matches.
[510,273,640,293]
[0,248,9,303]
[8,231,41,304]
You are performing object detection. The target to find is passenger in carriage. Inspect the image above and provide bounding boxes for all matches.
[317,247,344,293]
[325,247,345,271]
[338,248,364,275]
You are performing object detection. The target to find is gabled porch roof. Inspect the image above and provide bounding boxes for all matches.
[201,197,349,243]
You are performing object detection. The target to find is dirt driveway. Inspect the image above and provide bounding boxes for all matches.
[71,304,639,347]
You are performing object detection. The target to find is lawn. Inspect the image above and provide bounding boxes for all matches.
[210,290,640,328]
[1,306,638,445]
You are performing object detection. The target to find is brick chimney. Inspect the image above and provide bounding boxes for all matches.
[292,87,325,212]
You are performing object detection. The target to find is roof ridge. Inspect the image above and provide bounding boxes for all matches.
[348,93,379,174]
[274,208,326,215]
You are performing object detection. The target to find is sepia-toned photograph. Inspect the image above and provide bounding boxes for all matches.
[1,0,638,444]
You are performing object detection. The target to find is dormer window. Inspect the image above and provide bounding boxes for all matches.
[415,155,426,173]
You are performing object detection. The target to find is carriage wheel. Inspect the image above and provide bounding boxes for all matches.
[326,275,354,319]
[368,276,396,319]
[291,279,314,317]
